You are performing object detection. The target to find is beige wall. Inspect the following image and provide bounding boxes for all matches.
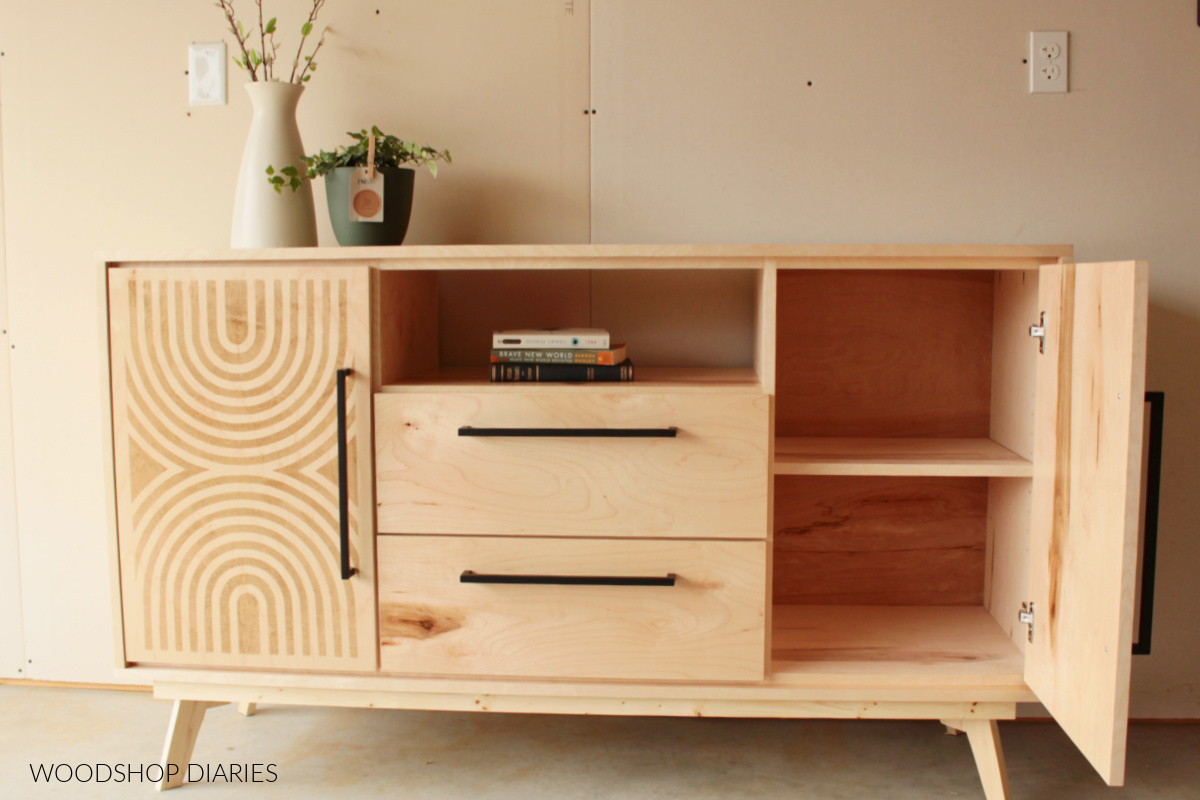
[0,0,589,684]
[591,0,1200,718]
[0,0,1196,719]
[0,69,23,680]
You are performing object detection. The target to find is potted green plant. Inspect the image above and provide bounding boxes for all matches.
[268,127,451,246]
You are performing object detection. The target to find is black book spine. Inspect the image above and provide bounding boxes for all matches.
[489,360,634,383]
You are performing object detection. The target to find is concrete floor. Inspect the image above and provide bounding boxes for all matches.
[1,686,1197,799]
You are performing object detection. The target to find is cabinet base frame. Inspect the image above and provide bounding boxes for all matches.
[153,680,1015,797]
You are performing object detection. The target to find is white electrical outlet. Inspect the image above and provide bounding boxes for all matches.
[189,42,227,106]
[1030,31,1068,94]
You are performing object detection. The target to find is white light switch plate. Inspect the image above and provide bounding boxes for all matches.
[189,42,227,106]
[1030,32,1068,93]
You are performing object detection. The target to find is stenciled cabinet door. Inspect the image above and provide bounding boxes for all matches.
[1027,261,1149,786]
[107,266,376,671]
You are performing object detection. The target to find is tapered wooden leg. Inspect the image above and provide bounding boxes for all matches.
[942,719,1011,800]
[237,702,257,717]
[158,700,226,791]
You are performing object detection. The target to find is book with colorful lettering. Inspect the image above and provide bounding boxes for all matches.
[489,359,635,383]
[490,344,627,366]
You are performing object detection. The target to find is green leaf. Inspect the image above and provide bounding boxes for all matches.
[237,20,245,36]
[289,176,302,191]
[301,21,313,36]
[265,17,277,34]
[280,166,298,177]
[250,49,261,66]
[293,127,450,178]
[265,165,275,175]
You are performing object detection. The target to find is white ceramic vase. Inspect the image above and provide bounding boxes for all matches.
[230,82,318,248]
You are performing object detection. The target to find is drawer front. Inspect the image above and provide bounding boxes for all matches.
[375,392,770,538]
[378,535,767,681]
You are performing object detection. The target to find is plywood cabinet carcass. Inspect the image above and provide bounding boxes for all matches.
[101,246,1148,798]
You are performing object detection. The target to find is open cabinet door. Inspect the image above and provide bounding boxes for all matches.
[1027,261,1149,785]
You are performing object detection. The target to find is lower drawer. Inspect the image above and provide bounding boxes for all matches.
[378,535,768,682]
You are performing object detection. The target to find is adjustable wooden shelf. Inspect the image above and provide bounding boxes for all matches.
[100,245,1148,798]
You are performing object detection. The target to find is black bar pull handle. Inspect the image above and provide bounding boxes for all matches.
[460,570,677,587]
[459,426,677,438]
[337,368,356,580]
[1134,390,1165,655]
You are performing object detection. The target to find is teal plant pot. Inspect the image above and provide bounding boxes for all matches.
[324,166,414,246]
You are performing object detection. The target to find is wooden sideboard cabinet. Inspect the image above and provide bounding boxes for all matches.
[101,246,1148,798]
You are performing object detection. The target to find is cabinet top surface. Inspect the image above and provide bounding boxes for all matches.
[103,243,1073,269]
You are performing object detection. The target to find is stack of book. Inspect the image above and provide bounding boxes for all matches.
[489,329,634,383]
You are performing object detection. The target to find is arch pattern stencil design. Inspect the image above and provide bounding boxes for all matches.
[108,266,375,671]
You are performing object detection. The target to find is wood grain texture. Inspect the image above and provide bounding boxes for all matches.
[984,478,1032,653]
[1024,262,1148,786]
[990,269,1042,460]
[376,392,770,538]
[436,270,592,367]
[108,267,376,671]
[960,719,1013,800]
[590,269,759,368]
[756,263,778,392]
[377,535,767,681]
[774,438,1031,477]
[776,270,994,438]
[771,606,1025,682]
[149,663,1033,705]
[377,269,438,385]
[773,476,987,605]
[104,243,1074,266]
[157,678,1018,719]
[1026,263,1067,677]
[159,699,226,790]
[432,268,761,371]
[98,260,127,669]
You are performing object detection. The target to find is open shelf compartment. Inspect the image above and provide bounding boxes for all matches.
[378,267,774,392]
[769,266,1047,681]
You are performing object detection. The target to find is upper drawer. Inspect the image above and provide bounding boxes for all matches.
[375,392,770,538]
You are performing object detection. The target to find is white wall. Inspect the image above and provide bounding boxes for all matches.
[0,0,589,683]
[591,0,1200,718]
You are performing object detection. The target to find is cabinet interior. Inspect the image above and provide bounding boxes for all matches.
[771,268,1041,685]
[378,264,1044,684]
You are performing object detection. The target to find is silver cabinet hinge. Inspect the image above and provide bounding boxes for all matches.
[1019,602,1035,642]
[1029,312,1046,354]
